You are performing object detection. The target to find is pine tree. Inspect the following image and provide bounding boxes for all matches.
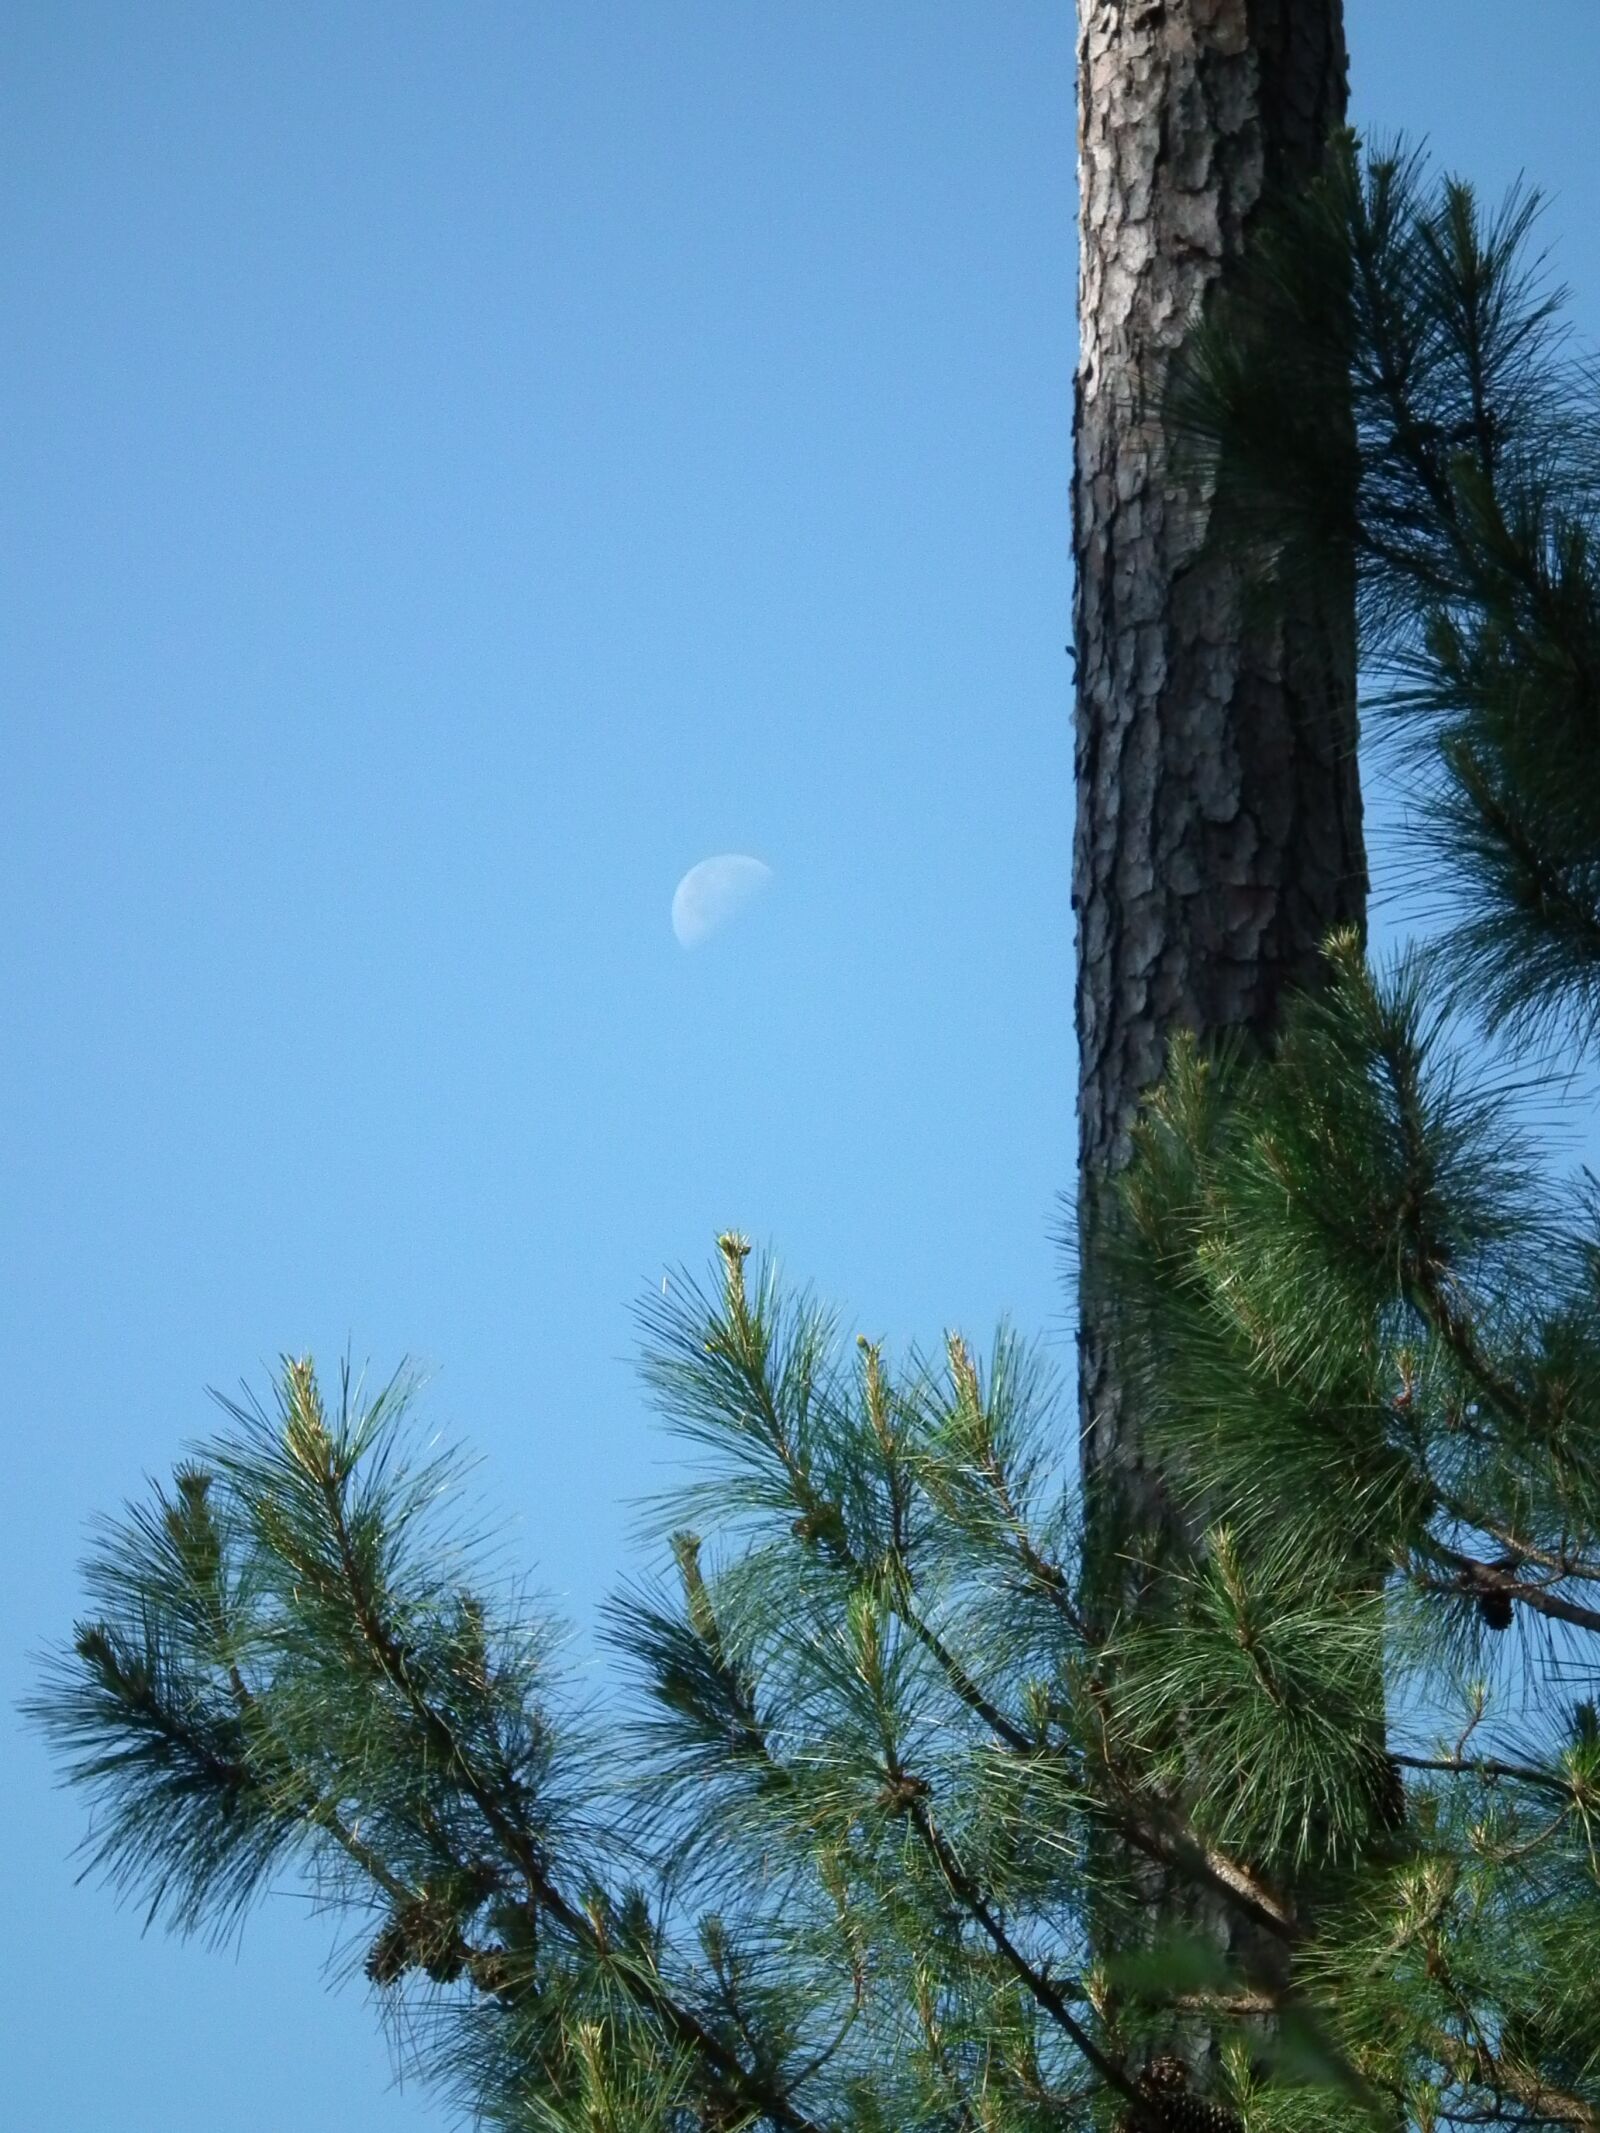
[31,152,1600,2133]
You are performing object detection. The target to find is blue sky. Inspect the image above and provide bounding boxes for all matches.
[5,5,1597,2125]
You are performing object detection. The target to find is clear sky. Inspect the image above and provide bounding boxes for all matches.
[6,5,1597,2125]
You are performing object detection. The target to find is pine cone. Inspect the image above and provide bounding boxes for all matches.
[1371,1750,1407,1831]
[467,1946,518,1997]
[1112,2055,1245,2133]
[363,1895,467,1989]
[422,1938,467,1985]
[1477,1586,1514,1631]
[364,1916,412,1988]
[1153,2096,1243,2133]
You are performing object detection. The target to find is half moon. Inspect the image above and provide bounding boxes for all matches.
[671,854,773,948]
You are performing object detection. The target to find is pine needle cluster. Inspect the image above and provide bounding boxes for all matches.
[30,149,1600,2131]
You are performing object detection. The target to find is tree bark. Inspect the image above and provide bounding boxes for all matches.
[1072,3,1369,2094]
[1073,0,1366,1533]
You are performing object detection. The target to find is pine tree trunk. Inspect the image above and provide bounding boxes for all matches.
[1072,0,1368,2092]
[1074,0,1365,1538]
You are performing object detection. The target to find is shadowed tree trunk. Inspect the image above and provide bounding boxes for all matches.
[1072,1,1368,2101]
[1074,0,1366,1552]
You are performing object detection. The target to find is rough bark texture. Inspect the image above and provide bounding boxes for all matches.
[1074,0,1366,1519]
[1072,2,1369,2085]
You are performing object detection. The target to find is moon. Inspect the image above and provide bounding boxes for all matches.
[671,854,773,948]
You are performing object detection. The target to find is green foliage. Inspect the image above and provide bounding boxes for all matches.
[1175,138,1600,1044]
[30,153,1600,2133]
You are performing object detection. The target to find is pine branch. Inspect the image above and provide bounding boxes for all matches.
[1110,1800,1299,1946]
[1390,1752,1581,1803]
[281,1363,831,2133]
[891,1530,1299,1952]
[1423,2023,1600,2131]
[193,1544,427,1919]
[896,1603,1035,1754]
[73,1623,255,1803]
[899,1787,1157,2128]
[1433,1496,1600,1588]
[1414,1542,1600,1637]
[1078,1678,1298,1945]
